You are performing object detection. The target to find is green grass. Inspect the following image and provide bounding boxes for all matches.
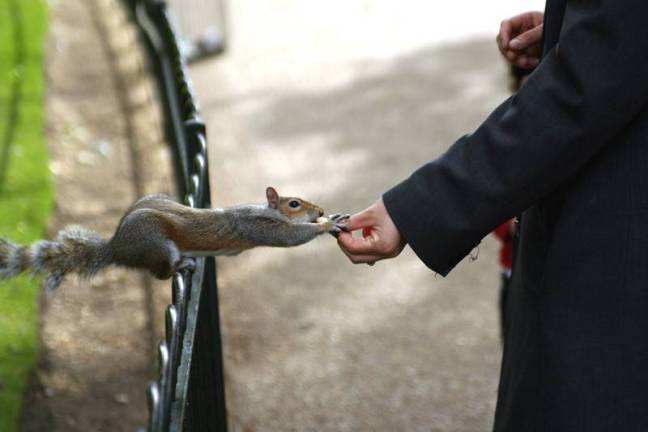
[0,0,53,430]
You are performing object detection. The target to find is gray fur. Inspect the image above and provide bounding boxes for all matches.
[219,205,340,247]
[0,194,349,294]
[0,226,112,293]
[0,238,28,279]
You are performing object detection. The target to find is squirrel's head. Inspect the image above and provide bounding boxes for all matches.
[266,186,324,223]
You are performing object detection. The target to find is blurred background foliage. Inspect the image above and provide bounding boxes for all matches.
[0,0,54,430]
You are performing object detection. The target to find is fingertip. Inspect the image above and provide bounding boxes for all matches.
[500,19,512,39]
[337,231,353,247]
[344,217,361,231]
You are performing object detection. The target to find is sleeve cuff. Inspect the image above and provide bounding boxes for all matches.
[383,173,475,277]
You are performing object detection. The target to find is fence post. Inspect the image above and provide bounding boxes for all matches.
[183,256,228,431]
[122,1,228,430]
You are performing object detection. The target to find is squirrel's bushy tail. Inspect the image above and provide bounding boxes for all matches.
[0,226,112,294]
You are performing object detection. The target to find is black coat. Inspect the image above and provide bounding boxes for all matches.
[383,0,648,430]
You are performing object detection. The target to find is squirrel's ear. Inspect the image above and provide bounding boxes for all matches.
[266,187,279,209]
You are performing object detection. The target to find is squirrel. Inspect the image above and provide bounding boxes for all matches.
[0,187,349,294]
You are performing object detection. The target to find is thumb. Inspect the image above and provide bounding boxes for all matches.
[509,24,543,50]
[345,208,376,231]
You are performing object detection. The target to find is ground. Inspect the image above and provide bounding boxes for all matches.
[19,0,172,430]
[188,0,542,430]
[4,0,551,430]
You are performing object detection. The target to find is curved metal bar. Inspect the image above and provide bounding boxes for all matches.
[125,0,228,430]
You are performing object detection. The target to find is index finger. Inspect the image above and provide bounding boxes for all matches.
[499,20,512,52]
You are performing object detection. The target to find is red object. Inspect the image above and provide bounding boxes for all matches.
[493,220,514,270]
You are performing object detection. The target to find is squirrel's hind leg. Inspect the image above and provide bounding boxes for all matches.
[149,239,182,279]
[149,242,196,279]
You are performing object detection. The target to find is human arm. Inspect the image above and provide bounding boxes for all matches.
[341,0,648,274]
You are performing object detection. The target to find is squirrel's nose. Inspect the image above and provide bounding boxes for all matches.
[318,209,324,217]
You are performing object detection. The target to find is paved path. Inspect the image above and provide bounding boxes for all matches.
[20,1,171,430]
[191,1,542,430]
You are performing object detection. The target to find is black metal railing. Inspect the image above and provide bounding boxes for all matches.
[122,1,227,430]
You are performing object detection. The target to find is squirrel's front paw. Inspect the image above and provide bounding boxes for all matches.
[318,214,350,235]
[331,213,351,232]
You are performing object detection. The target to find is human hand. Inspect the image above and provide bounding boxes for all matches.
[496,11,544,69]
[337,198,406,266]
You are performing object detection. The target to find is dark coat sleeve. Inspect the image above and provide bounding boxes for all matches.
[383,0,648,276]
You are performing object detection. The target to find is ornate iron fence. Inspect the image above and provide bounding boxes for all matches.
[122,1,228,430]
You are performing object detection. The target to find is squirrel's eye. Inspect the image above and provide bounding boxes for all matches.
[288,200,300,208]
